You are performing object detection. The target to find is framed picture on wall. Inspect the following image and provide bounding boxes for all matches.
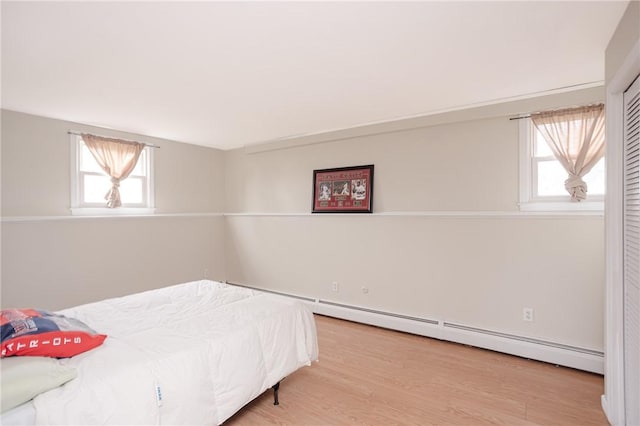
[312,164,374,213]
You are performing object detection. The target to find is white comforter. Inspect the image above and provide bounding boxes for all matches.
[32,280,319,425]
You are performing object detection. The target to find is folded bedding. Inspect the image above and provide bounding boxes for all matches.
[0,357,77,413]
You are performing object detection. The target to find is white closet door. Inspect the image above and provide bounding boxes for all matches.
[624,73,640,426]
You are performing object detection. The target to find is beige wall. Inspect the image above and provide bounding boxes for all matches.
[1,86,607,351]
[226,118,517,212]
[225,87,606,351]
[2,216,224,310]
[605,0,639,84]
[1,110,225,217]
[1,110,226,309]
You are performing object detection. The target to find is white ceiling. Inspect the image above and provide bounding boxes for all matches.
[1,1,629,150]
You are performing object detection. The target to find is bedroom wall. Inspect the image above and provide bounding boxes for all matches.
[605,0,639,85]
[1,110,226,310]
[224,87,606,353]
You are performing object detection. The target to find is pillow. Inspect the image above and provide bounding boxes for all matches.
[0,356,77,413]
[1,309,107,358]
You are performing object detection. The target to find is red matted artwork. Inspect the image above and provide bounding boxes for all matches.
[312,165,374,213]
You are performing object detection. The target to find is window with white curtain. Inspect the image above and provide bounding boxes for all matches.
[70,134,155,215]
[519,117,605,211]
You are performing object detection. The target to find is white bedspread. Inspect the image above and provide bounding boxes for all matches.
[32,280,318,425]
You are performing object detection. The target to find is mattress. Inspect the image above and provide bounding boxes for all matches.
[17,280,318,425]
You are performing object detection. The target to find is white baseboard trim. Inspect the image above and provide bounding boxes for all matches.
[312,300,604,374]
[312,300,442,338]
[228,281,605,374]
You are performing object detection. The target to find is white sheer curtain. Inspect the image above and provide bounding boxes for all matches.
[531,104,605,202]
[81,134,145,208]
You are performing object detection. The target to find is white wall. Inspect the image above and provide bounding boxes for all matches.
[1,110,226,309]
[225,87,606,353]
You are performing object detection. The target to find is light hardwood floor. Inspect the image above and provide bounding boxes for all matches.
[225,314,607,425]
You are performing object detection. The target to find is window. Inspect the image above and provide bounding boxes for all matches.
[519,118,604,211]
[70,134,155,215]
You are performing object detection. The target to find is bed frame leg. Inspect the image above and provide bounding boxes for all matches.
[272,382,280,405]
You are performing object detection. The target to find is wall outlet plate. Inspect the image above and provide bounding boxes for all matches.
[523,307,534,322]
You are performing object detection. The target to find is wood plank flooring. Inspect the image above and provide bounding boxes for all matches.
[225,315,607,425]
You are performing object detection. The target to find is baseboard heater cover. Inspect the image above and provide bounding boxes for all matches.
[224,282,603,374]
[317,301,604,374]
[225,281,316,302]
[443,322,603,357]
[318,300,440,325]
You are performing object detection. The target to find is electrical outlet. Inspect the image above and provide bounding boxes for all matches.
[523,307,534,322]
[203,269,209,279]
[332,281,339,292]
[361,286,369,294]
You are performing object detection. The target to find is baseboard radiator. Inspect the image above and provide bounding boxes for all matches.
[226,282,604,374]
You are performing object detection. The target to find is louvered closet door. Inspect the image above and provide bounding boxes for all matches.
[624,73,640,426]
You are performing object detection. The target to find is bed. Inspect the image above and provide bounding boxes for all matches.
[0,280,319,425]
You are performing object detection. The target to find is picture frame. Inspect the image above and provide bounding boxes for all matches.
[312,164,374,213]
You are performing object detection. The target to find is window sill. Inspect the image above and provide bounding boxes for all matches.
[70,207,156,216]
[518,201,604,212]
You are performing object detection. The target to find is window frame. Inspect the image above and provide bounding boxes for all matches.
[518,118,604,212]
[70,134,155,216]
